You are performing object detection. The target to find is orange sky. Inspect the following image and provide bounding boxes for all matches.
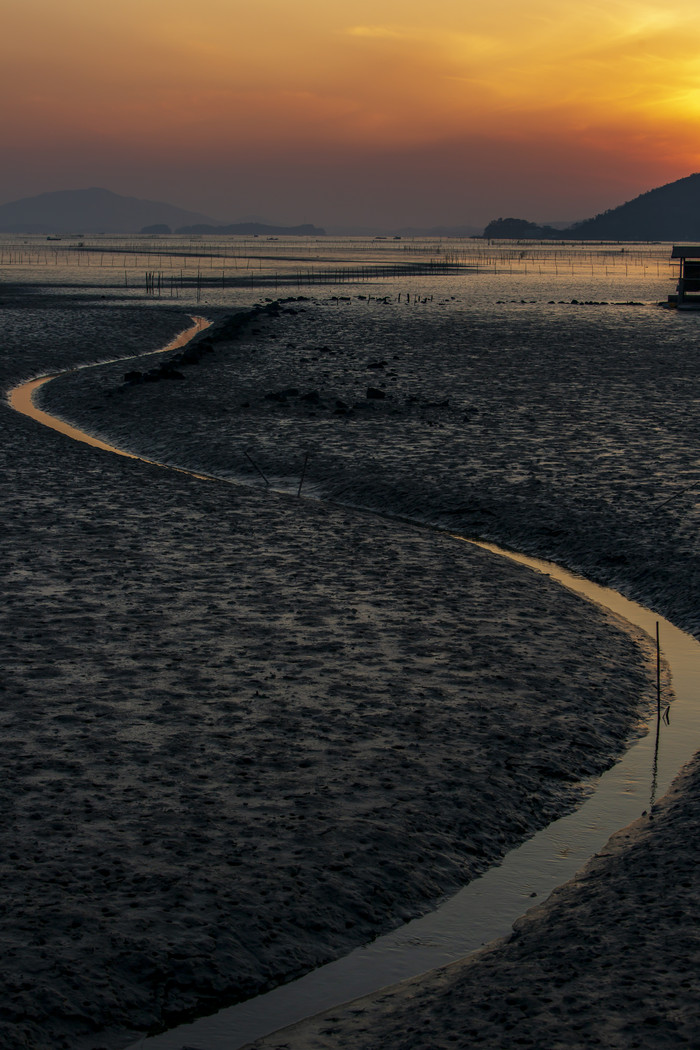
[3,0,700,227]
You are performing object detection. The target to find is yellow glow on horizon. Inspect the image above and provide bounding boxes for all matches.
[4,0,700,173]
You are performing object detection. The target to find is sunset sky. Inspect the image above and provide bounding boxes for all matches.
[3,0,700,228]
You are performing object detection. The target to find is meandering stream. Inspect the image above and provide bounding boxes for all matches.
[7,317,700,1050]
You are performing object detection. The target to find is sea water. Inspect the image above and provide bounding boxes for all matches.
[0,232,678,311]
[3,236,697,1050]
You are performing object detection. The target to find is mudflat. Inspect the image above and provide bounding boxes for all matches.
[2,291,697,1049]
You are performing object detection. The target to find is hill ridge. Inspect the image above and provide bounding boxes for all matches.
[484,173,700,241]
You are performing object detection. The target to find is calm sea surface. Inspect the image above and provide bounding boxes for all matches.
[0,234,677,313]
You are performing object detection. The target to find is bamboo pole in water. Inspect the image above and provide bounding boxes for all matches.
[656,621,662,720]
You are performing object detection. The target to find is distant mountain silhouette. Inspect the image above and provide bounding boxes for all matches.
[175,222,326,236]
[483,173,700,240]
[0,188,223,234]
[481,217,565,240]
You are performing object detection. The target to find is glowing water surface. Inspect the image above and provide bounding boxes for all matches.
[7,317,210,457]
[126,548,699,1050]
[7,314,699,1050]
[8,317,221,486]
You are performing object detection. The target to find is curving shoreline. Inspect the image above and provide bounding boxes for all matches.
[2,298,696,1050]
[6,305,699,1050]
[130,550,700,1050]
[7,316,210,461]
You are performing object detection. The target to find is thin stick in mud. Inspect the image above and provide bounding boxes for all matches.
[298,451,310,497]
[244,450,269,486]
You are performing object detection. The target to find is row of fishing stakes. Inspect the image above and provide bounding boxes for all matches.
[145,270,202,297]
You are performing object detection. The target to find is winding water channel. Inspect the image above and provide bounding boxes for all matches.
[7,317,700,1050]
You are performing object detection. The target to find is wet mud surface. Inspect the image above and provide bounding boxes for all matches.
[2,292,697,1049]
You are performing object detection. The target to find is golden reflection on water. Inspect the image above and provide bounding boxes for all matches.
[7,316,210,462]
[9,374,141,458]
